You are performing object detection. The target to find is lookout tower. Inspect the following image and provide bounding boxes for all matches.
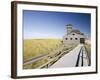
[66,24,73,34]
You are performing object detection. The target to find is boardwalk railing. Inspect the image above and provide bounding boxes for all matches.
[75,45,90,67]
[23,44,76,69]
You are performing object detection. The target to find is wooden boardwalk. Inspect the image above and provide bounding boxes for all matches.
[50,44,90,68]
[23,44,90,69]
[23,45,75,68]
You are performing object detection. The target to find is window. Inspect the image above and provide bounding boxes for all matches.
[75,38,77,40]
[65,38,68,40]
[70,38,72,40]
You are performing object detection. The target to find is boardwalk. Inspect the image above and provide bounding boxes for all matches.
[50,44,89,68]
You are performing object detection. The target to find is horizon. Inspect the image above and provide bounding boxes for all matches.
[24,38,62,40]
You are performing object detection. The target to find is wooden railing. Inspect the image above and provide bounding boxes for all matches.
[23,44,77,69]
[75,45,90,67]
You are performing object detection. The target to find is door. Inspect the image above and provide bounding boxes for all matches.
[80,38,85,44]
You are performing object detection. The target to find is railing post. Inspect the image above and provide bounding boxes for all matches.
[81,47,83,66]
[76,47,82,67]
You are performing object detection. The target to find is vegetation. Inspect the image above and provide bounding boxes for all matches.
[84,40,91,65]
[23,39,77,69]
[23,39,62,69]
[85,40,91,56]
[24,39,62,61]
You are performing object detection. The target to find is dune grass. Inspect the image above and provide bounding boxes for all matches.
[85,41,91,56]
[23,39,62,69]
[85,40,91,65]
[24,39,62,61]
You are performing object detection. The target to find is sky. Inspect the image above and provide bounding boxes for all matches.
[23,10,91,39]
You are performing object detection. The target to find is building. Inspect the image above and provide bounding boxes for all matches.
[63,24,85,46]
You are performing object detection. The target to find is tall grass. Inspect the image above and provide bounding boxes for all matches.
[85,41,91,56]
[23,39,62,69]
[23,39,78,69]
[24,39,62,61]
[85,40,91,66]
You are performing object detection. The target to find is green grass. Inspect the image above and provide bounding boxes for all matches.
[23,39,62,69]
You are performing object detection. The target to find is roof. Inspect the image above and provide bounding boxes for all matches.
[68,29,84,35]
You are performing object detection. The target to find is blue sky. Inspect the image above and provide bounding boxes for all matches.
[23,10,91,39]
